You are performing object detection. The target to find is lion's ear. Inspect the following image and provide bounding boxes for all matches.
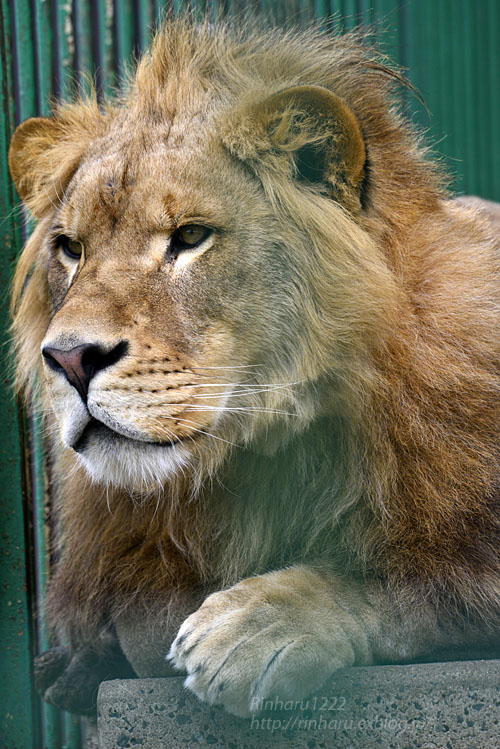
[9,110,103,218]
[223,85,366,212]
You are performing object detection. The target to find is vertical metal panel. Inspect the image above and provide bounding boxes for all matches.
[326,2,344,34]
[115,0,136,86]
[487,0,500,200]
[53,0,75,100]
[358,0,373,25]
[437,3,454,168]
[73,0,95,97]
[29,20,56,749]
[29,407,61,749]
[371,0,401,62]
[420,0,442,149]
[94,0,115,99]
[475,0,490,199]
[136,1,154,52]
[63,712,82,749]
[0,1,38,746]
[314,0,330,22]
[154,0,167,26]
[341,0,358,30]
[371,0,500,202]
[462,0,478,196]
[10,0,37,121]
[297,0,312,26]
[449,0,466,196]
[3,0,84,745]
[33,2,54,117]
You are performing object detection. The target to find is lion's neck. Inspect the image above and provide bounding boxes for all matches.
[187,414,364,584]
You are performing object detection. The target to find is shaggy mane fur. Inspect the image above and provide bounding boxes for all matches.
[10,18,500,638]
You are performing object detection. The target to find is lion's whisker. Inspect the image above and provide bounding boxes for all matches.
[172,418,240,449]
[182,406,296,415]
[184,387,298,400]
[188,364,262,370]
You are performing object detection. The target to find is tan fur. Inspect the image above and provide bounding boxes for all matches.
[9,18,500,716]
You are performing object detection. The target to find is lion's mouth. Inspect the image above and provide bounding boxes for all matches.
[72,418,188,453]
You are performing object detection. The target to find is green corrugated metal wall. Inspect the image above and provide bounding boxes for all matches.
[1,1,499,747]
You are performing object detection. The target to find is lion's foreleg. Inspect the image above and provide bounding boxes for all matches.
[167,565,497,717]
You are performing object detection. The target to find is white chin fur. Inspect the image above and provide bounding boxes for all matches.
[75,433,191,490]
[48,385,192,490]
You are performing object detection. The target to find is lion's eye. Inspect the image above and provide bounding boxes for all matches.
[55,235,84,261]
[172,225,212,250]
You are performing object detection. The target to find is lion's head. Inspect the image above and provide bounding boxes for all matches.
[9,21,409,493]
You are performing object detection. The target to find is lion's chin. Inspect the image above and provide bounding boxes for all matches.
[72,419,193,490]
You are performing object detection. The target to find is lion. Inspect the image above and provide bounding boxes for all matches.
[8,18,500,719]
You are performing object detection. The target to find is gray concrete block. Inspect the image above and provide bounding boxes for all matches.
[97,660,500,748]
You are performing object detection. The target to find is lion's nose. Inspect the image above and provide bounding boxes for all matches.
[42,341,128,402]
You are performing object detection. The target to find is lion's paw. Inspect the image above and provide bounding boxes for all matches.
[35,646,102,715]
[167,571,355,717]
[35,640,136,715]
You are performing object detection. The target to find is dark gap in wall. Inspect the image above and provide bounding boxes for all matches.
[26,405,47,748]
[72,0,83,93]
[17,401,42,746]
[133,0,144,57]
[10,1,33,244]
[398,0,410,113]
[9,0,23,123]
[91,0,106,102]
[113,0,129,91]
[31,0,43,116]
[50,0,63,100]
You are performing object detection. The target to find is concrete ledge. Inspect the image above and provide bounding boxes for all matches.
[97,660,500,748]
